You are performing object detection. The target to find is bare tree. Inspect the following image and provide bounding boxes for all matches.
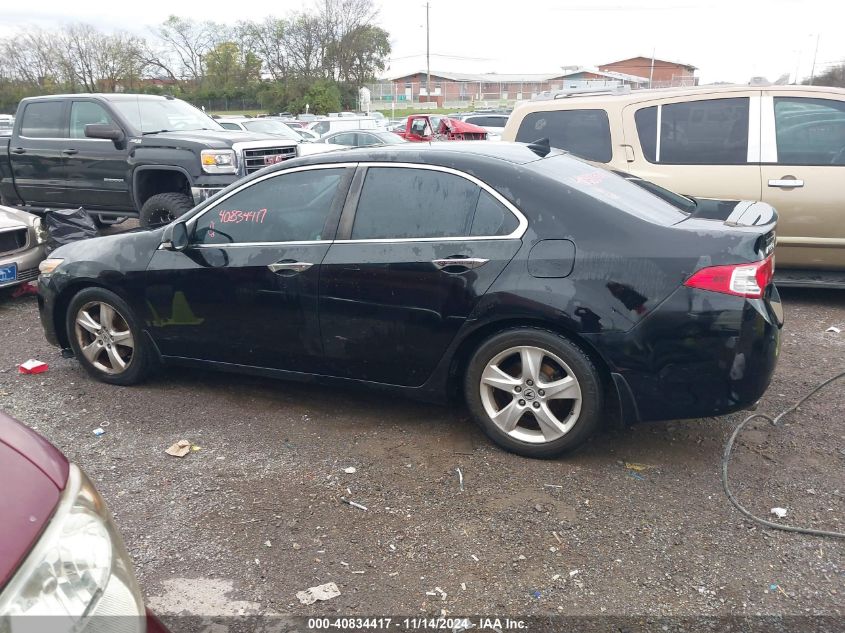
[237,17,288,82]
[153,16,224,82]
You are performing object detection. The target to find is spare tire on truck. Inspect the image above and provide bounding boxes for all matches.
[139,193,194,228]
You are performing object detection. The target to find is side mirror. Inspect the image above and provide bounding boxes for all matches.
[84,123,125,145]
[161,222,189,251]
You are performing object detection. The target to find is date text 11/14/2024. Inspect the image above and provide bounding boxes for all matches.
[307,617,528,630]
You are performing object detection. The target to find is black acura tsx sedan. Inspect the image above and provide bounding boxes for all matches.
[36,142,782,458]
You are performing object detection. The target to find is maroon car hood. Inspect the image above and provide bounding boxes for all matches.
[438,117,487,135]
[0,411,69,591]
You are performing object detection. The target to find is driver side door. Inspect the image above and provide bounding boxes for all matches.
[143,164,355,373]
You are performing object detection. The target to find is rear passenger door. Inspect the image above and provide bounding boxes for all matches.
[759,92,845,270]
[621,92,762,202]
[10,100,69,206]
[318,164,525,387]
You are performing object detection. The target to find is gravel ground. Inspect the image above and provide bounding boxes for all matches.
[0,283,843,624]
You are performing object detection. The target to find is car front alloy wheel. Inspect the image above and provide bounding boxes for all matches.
[74,301,135,375]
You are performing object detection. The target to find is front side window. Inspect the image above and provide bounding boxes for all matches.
[515,109,612,163]
[70,102,114,139]
[774,97,845,165]
[351,167,517,240]
[20,102,65,138]
[636,98,749,165]
[193,168,347,244]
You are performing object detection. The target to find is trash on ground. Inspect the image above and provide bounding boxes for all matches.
[770,507,788,519]
[264,540,272,547]
[461,582,466,590]
[569,569,580,577]
[296,582,340,605]
[456,467,464,491]
[825,326,841,334]
[11,283,37,298]
[434,586,447,600]
[628,471,646,481]
[18,359,48,375]
[190,445,201,452]
[552,531,562,544]
[531,590,542,598]
[92,427,105,437]
[344,466,357,474]
[625,462,655,472]
[470,554,479,562]
[340,497,368,511]
[165,440,192,458]
[44,207,97,247]
[544,484,563,489]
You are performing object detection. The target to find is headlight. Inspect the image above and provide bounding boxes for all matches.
[200,149,237,174]
[38,258,64,275]
[0,466,145,631]
[32,218,48,245]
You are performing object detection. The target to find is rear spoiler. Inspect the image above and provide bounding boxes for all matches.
[723,200,777,228]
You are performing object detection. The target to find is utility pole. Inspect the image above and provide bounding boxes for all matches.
[809,33,820,85]
[649,48,655,88]
[426,2,431,103]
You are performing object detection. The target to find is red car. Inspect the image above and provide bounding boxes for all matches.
[395,114,488,142]
[0,410,168,632]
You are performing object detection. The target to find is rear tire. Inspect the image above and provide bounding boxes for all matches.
[139,193,194,228]
[464,328,603,458]
[66,287,154,386]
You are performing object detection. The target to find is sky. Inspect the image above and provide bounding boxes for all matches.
[1,0,843,85]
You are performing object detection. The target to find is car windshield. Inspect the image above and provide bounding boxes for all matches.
[111,98,222,134]
[242,119,302,141]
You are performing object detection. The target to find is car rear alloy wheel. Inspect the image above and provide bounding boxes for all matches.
[480,345,583,443]
[465,328,602,458]
[66,287,154,385]
[74,301,135,375]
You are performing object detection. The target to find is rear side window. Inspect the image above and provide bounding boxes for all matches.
[635,98,749,165]
[219,122,240,130]
[774,97,845,165]
[351,167,519,240]
[20,102,65,138]
[515,109,612,162]
[193,168,347,244]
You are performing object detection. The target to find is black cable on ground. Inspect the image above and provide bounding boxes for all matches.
[721,370,845,539]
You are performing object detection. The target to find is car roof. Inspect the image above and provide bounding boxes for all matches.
[22,93,184,103]
[289,141,565,167]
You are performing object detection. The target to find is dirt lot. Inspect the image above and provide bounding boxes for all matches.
[0,285,842,624]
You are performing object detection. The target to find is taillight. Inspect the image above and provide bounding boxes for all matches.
[684,256,774,299]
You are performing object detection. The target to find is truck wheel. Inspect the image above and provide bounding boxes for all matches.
[139,193,194,228]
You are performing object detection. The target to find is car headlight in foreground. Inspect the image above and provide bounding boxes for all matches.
[38,258,64,276]
[0,465,145,632]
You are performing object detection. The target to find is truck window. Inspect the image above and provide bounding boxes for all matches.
[774,97,845,165]
[635,98,749,165]
[70,102,115,138]
[20,102,66,138]
[515,109,612,163]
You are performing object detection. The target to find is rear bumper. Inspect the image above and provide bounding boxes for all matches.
[604,285,782,423]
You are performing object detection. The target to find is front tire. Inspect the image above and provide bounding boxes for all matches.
[139,193,194,228]
[66,287,154,385]
[464,328,603,458]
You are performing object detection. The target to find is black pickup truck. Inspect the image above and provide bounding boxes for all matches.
[0,94,321,227]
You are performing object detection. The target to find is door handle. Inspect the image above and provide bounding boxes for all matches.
[432,257,489,271]
[11,147,25,155]
[768,178,804,188]
[267,261,313,273]
[62,149,79,156]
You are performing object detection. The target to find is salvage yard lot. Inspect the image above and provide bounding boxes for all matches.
[0,288,842,619]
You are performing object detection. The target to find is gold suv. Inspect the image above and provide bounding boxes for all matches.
[502,85,845,286]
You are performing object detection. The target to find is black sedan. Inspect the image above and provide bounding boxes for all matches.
[36,142,782,458]
[320,130,407,148]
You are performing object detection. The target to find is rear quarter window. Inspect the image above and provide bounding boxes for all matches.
[515,109,612,163]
